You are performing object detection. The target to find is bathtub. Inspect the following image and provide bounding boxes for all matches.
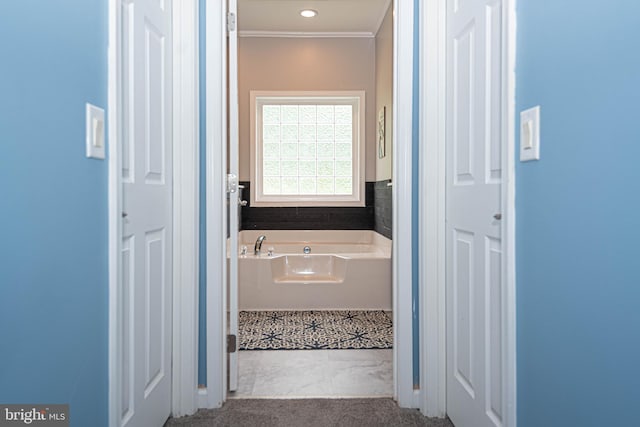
[236,230,391,311]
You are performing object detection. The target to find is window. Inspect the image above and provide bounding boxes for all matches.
[250,91,365,207]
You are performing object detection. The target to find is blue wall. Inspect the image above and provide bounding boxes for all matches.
[516,1,640,425]
[0,1,109,425]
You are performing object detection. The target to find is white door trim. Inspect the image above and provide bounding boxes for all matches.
[107,2,122,424]
[107,0,201,424]
[393,0,417,408]
[419,0,447,417]
[171,0,201,418]
[203,0,227,408]
[418,0,517,424]
[503,1,518,424]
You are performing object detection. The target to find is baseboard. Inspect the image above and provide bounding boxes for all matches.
[197,387,209,409]
[412,389,422,409]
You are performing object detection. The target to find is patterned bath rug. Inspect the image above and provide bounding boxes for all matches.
[239,310,393,350]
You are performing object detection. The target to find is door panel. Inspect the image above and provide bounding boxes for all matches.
[486,236,503,424]
[144,229,166,395]
[446,0,503,426]
[144,21,166,183]
[121,236,134,422]
[122,1,134,184]
[485,2,503,185]
[452,229,475,398]
[452,24,475,186]
[121,0,173,425]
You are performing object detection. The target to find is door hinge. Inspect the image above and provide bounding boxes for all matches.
[227,173,238,194]
[227,334,237,353]
[227,12,236,32]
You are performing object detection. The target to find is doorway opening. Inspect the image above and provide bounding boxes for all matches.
[229,0,396,399]
[207,0,418,411]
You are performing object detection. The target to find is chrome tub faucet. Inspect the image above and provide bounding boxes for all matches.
[254,235,267,255]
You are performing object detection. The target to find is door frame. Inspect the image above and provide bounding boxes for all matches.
[418,0,517,425]
[203,0,227,408]
[203,0,417,408]
[393,0,417,408]
[107,0,201,424]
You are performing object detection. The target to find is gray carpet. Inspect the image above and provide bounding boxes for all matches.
[164,398,454,427]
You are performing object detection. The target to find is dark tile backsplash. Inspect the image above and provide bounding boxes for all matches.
[374,180,392,239]
[240,181,377,231]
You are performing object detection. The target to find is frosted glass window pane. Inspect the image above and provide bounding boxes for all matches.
[317,106,334,124]
[281,177,299,194]
[298,143,316,159]
[299,177,316,194]
[263,160,280,176]
[317,160,334,176]
[263,106,280,124]
[335,177,352,195]
[299,124,316,141]
[281,160,298,176]
[299,160,316,176]
[257,98,359,201]
[263,125,280,142]
[281,143,297,159]
[299,106,316,123]
[317,143,334,158]
[335,160,352,176]
[335,106,352,124]
[317,177,334,194]
[281,106,298,124]
[335,124,352,142]
[281,124,298,141]
[263,143,280,159]
[317,124,334,141]
[264,177,281,194]
[335,143,351,158]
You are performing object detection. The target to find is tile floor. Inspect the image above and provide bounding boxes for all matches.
[229,349,393,399]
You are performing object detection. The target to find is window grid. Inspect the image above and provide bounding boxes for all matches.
[261,104,353,196]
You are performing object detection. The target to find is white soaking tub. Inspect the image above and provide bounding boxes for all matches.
[237,230,392,310]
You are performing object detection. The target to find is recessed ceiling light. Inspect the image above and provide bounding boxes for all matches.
[300,9,318,18]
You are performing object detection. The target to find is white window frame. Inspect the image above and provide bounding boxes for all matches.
[249,90,366,207]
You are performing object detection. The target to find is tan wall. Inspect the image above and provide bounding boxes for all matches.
[238,37,377,181]
[375,4,393,181]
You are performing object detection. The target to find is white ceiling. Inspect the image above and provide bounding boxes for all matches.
[238,0,392,35]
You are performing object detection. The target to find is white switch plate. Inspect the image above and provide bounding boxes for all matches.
[86,103,105,159]
[520,105,540,162]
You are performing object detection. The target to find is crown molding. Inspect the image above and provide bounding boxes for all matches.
[374,0,393,37]
[238,30,375,38]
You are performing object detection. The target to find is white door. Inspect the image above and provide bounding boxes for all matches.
[446,0,504,426]
[121,0,173,425]
[226,0,240,392]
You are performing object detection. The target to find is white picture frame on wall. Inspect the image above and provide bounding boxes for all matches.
[378,106,386,158]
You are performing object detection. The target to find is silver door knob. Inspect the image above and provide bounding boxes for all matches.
[493,213,502,220]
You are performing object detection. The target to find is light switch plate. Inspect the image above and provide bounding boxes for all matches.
[86,103,105,159]
[520,105,540,162]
